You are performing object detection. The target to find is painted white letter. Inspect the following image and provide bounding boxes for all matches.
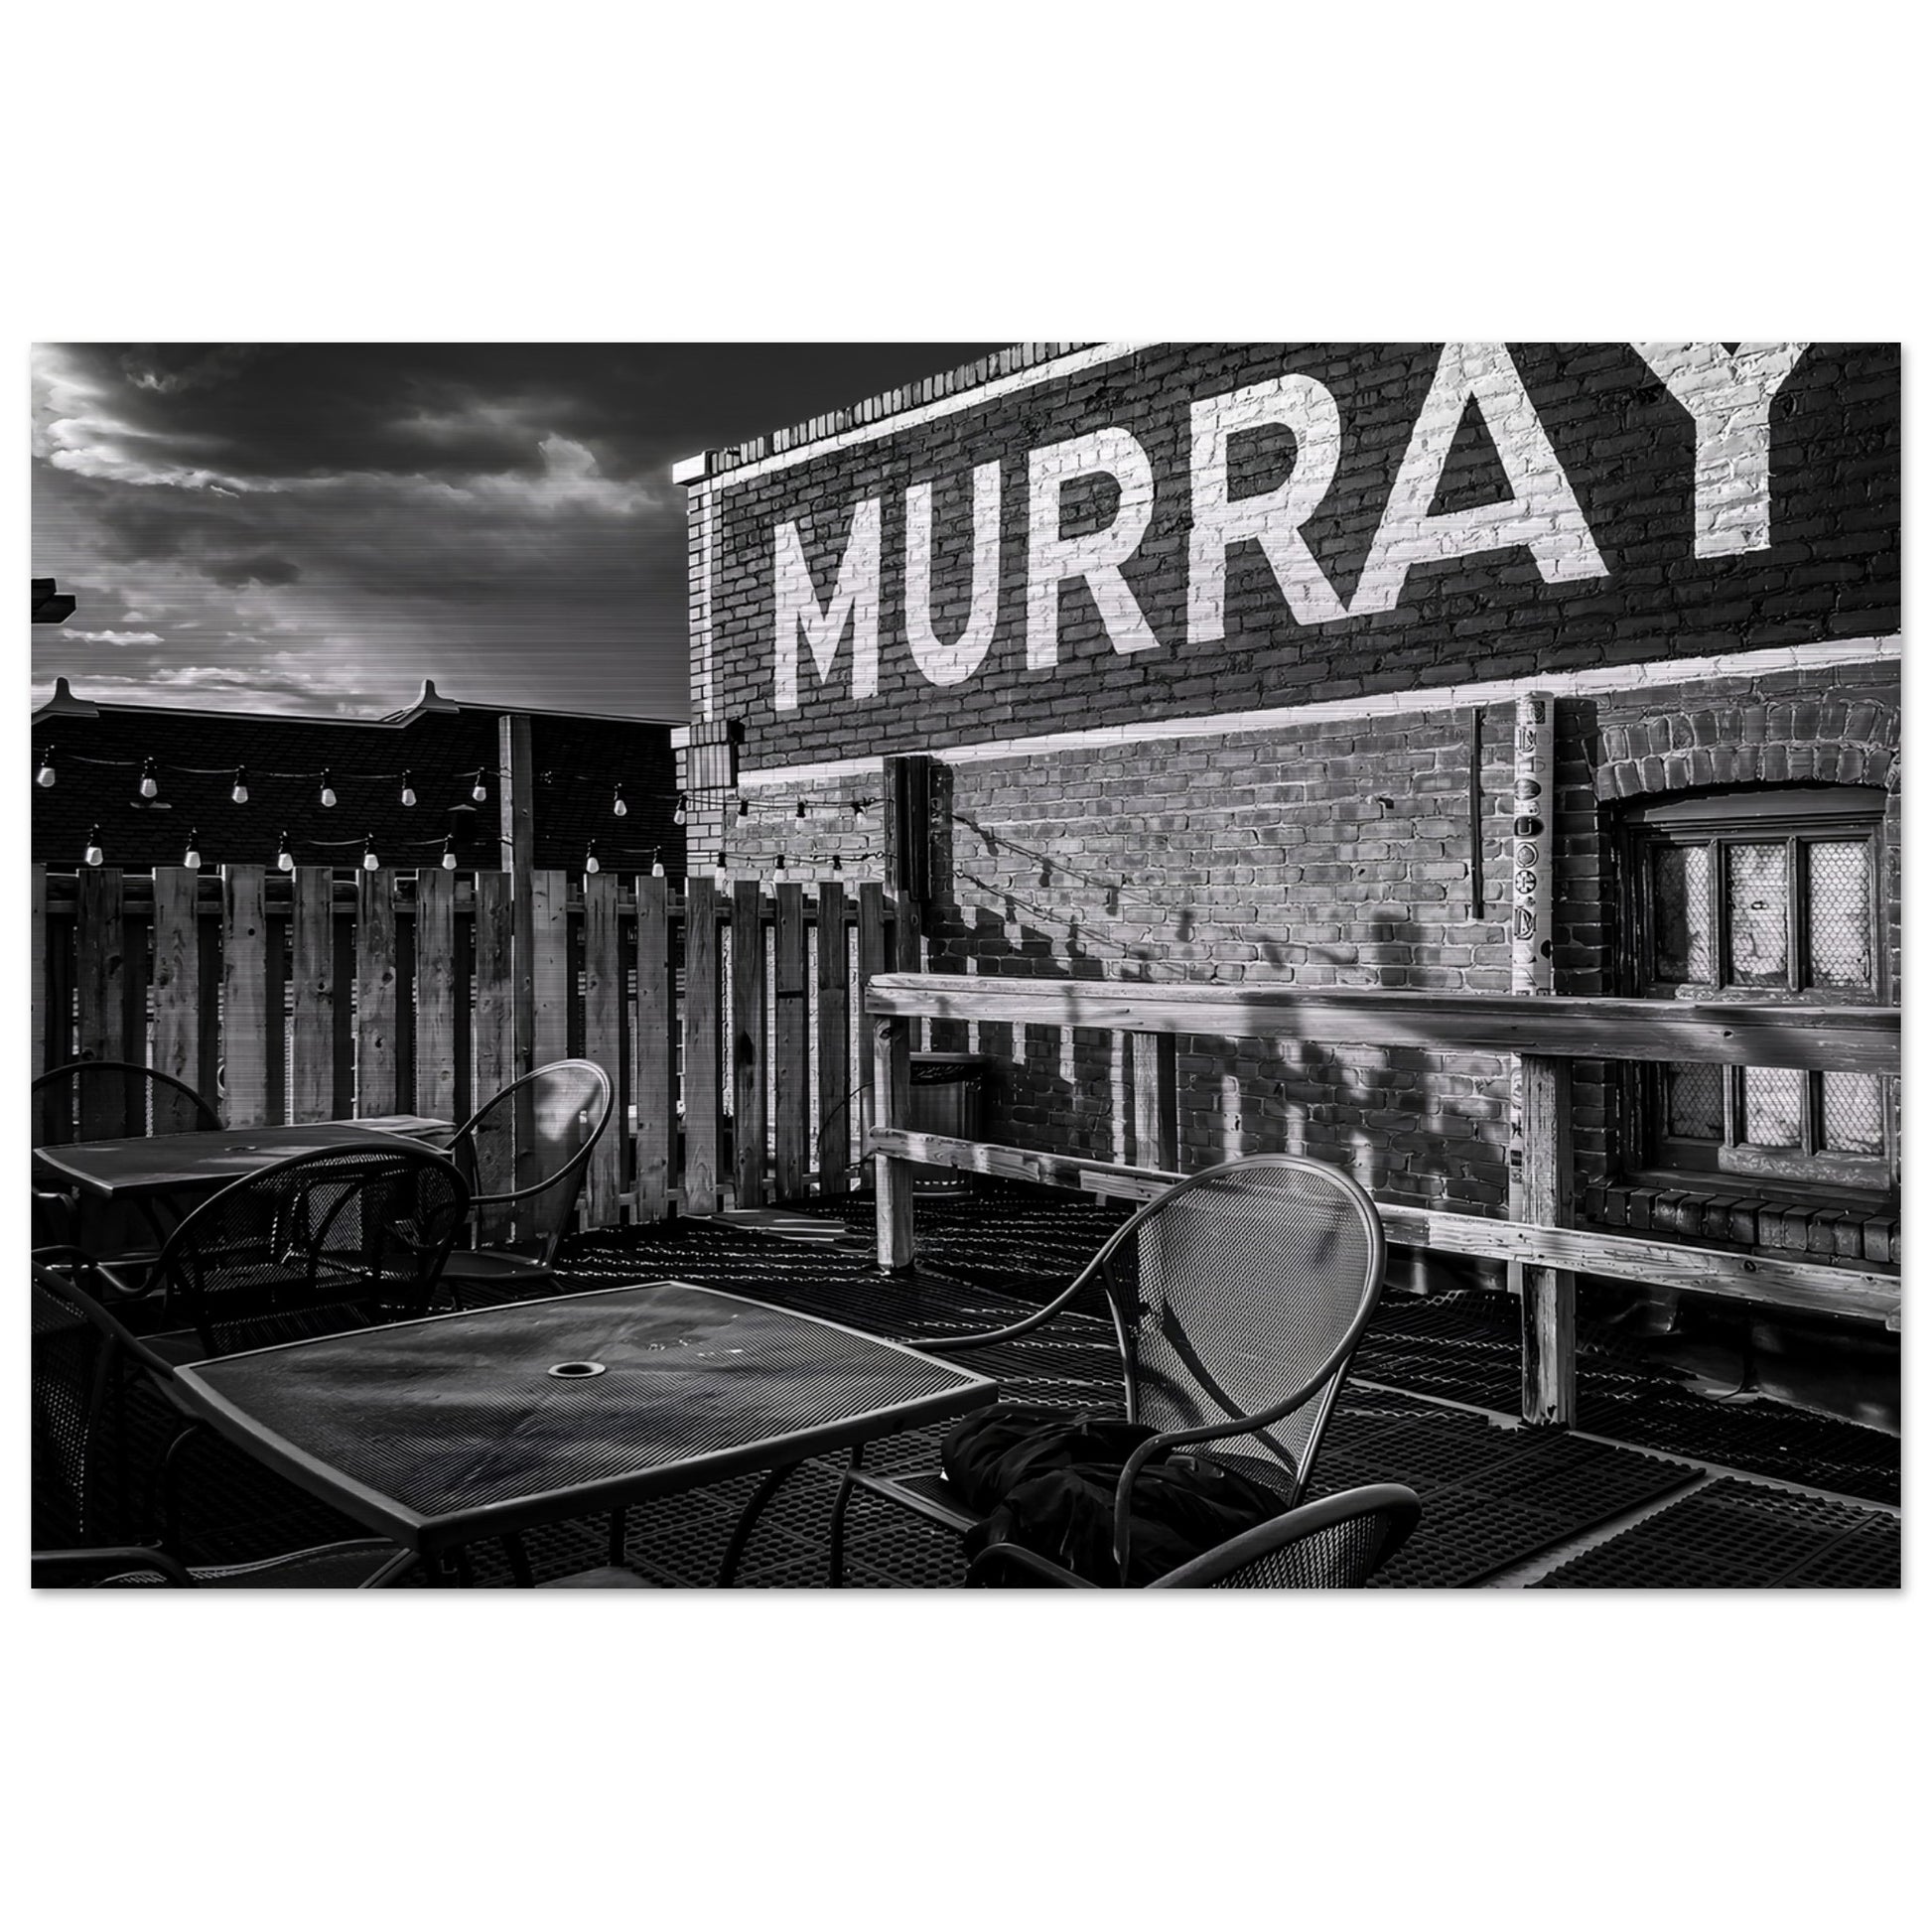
[1351,344,1607,616]
[1026,426,1159,668]
[1188,374,1347,641]
[904,463,1002,687]
[772,498,882,711]
[1635,342,1809,556]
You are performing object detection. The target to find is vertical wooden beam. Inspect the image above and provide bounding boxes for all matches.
[46,901,75,1080]
[332,888,355,1120]
[75,870,127,1137]
[221,865,269,1129]
[632,874,673,1224]
[1132,1033,1178,1171]
[414,866,458,1127]
[732,879,767,1208]
[815,880,850,1194]
[31,867,49,1140]
[289,867,335,1123]
[856,882,887,1150]
[500,713,536,1080]
[355,868,399,1118]
[771,881,809,1200]
[196,888,221,1110]
[581,869,623,1228]
[530,868,569,1071]
[1521,1052,1577,1425]
[875,1011,915,1271]
[471,870,517,1239]
[681,877,722,1214]
[151,866,204,1132]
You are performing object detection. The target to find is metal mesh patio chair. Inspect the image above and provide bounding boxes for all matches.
[32,1542,418,1587]
[829,1154,1387,1587]
[441,1059,613,1299]
[963,1483,1422,1587]
[31,1058,222,1254]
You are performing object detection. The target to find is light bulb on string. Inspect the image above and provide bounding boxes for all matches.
[773,851,787,877]
[362,835,379,872]
[650,850,666,879]
[183,831,202,871]
[736,796,750,819]
[830,854,843,874]
[400,771,417,808]
[36,746,56,788]
[613,783,628,818]
[712,851,729,887]
[231,766,249,805]
[277,831,295,873]
[584,840,600,876]
[440,835,457,872]
[138,758,159,799]
[83,825,103,868]
[672,791,686,826]
[472,770,488,804]
[794,799,807,819]
[319,769,337,809]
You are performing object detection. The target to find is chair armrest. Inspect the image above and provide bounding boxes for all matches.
[33,1547,197,1587]
[964,1543,1100,1588]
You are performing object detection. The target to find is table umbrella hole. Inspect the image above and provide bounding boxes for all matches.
[547,1360,608,1379]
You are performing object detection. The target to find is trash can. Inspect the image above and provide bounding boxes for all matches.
[906,1052,989,1192]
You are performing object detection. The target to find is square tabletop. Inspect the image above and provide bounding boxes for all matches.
[32,1118,455,1203]
[170,1281,996,1554]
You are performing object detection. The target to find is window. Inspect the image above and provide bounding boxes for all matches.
[1618,786,1894,1194]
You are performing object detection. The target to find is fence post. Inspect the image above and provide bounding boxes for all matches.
[151,867,203,1133]
[732,879,767,1208]
[1132,1035,1178,1172]
[289,867,335,1124]
[633,874,674,1223]
[414,865,458,1129]
[682,877,722,1213]
[856,882,888,1151]
[582,869,623,1227]
[472,870,516,1239]
[221,865,269,1129]
[772,880,809,1200]
[500,713,535,1081]
[875,1003,915,1271]
[815,879,850,1194]
[355,869,399,1118]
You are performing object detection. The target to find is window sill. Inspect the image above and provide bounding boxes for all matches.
[1585,1180,1898,1271]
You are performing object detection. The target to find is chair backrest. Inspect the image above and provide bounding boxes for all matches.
[32,1058,220,1146]
[450,1058,613,1263]
[31,1262,138,1546]
[154,1144,471,1356]
[1149,1484,1422,1588]
[1094,1155,1385,1503]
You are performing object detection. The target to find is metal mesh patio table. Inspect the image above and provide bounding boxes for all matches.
[170,1280,997,1585]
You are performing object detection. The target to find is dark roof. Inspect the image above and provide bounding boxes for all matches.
[32,692,686,877]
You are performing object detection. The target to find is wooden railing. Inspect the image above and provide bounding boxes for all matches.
[864,975,1902,1425]
[32,866,904,1231]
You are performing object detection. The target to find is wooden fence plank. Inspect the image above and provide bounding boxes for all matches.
[414,866,458,1128]
[1131,1034,1178,1171]
[264,896,288,1125]
[46,905,74,1080]
[354,869,399,1117]
[682,879,722,1214]
[74,870,128,1137]
[857,884,887,1152]
[1519,1053,1576,1426]
[221,866,269,1129]
[289,867,335,1123]
[632,875,673,1223]
[875,1011,915,1270]
[530,869,569,1071]
[732,880,767,1208]
[472,871,516,1239]
[197,890,221,1108]
[581,870,623,1228]
[150,866,203,1133]
[815,881,850,1193]
[332,897,355,1119]
[772,882,809,1200]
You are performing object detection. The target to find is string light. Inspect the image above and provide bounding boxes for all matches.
[362,835,379,872]
[441,835,457,872]
[613,783,628,818]
[319,769,337,808]
[472,770,488,803]
[830,854,843,874]
[183,830,202,871]
[277,831,295,873]
[584,839,600,876]
[36,746,56,788]
[83,825,103,868]
[400,771,417,806]
[773,851,787,876]
[672,791,686,826]
[138,758,159,799]
[231,766,249,805]
[650,850,666,879]
[795,799,807,819]
[736,797,750,819]
[713,851,729,887]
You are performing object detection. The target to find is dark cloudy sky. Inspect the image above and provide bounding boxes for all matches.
[31,344,1005,722]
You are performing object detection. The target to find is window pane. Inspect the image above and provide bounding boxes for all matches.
[1822,1072,1885,1155]
[1726,845,1789,986]
[1665,1062,1723,1139]
[1650,845,1711,983]
[1806,841,1872,989]
[1741,1067,1803,1148]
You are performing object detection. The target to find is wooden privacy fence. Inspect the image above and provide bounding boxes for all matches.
[32,866,907,1231]
[863,975,1903,1427]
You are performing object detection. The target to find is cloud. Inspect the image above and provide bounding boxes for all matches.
[204,552,304,588]
[61,628,164,646]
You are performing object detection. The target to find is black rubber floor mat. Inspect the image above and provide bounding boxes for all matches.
[1535,1476,1900,1588]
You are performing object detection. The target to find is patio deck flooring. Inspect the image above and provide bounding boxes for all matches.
[102,1182,1899,1587]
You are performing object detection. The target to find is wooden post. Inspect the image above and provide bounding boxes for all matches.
[151,867,203,1133]
[815,880,850,1193]
[1509,692,1574,1424]
[289,867,335,1123]
[581,869,623,1228]
[1131,1033,1178,1172]
[472,869,516,1239]
[530,869,569,1071]
[856,882,888,1150]
[354,869,399,1118]
[732,879,767,1208]
[414,865,458,1128]
[499,713,535,1080]
[875,1008,915,1271]
[633,874,673,1223]
[682,877,722,1214]
[221,865,269,1129]
[772,880,809,1200]
[75,868,126,1137]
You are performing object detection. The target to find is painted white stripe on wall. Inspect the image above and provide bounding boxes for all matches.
[706,344,1155,489]
[735,632,1901,787]
[695,483,717,722]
